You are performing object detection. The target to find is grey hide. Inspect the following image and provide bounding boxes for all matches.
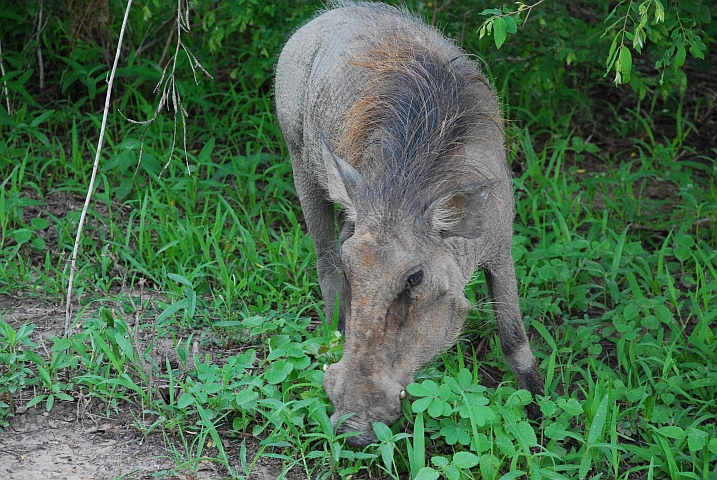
[275,1,543,446]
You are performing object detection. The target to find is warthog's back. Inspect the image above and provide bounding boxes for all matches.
[275,1,508,186]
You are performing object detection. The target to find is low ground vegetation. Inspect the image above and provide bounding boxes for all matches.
[1,0,716,478]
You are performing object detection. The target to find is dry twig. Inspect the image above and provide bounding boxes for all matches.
[0,36,10,114]
[65,0,134,334]
[36,0,45,89]
[121,0,213,178]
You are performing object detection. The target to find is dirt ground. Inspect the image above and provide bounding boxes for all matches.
[0,401,181,480]
[0,400,298,480]
[0,296,305,480]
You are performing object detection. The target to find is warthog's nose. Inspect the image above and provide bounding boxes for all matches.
[328,389,406,428]
[323,360,409,446]
[329,411,376,447]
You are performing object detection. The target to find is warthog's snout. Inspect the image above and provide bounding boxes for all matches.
[323,361,406,446]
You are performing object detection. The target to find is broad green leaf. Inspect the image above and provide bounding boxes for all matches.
[654,305,674,323]
[263,360,293,384]
[514,421,538,449]
[428,398,445,418]
[495,434,516,456]
[493,17,507,49]
[504,15,518,33]
[36,363,52,388]
[457,368,472,388]
[31,217,49,229]
[680,0,700,15]
[437,383,454,402]
[618,46,632,83]
[539,398,558,417]
[689,42,705,59]
[204,382,223,394]
[177,393,195,408]
[687,427,707,453]
[452,451,479,469]
[657,425,685,440]
[623,303,639,320]
[431,456,449,468]
[558,397,583,416]
[445,465,461,480]
[31,237,46,250]
[371,421,393,442]
[641,315,659,329]
[26,394,47,409]
[674,45,686,67]
[545,421,569,440]
[407,381,434,397]
[10,228,32,245]
[412,395,432,413]
[414,467,440,480]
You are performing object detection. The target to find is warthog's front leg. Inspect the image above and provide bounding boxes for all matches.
[485,263,544,419]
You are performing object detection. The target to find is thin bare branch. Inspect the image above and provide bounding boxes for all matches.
[120,0,211,179]
[65,0,134,334]
[36,0,45,89]
[0,36,11,114]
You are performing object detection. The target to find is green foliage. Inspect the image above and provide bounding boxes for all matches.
[603,0,709,86]
[478,0,711,88]
[200,0,316,84]
[0,0,716,478]
[0,318,39,426]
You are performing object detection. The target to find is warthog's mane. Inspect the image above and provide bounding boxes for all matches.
[338,23,503,214]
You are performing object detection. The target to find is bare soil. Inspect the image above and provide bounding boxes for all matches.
[0,296,316,480]
[0,401,184,480]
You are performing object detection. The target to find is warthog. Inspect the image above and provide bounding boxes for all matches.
[275,1,543,446]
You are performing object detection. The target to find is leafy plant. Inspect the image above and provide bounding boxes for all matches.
[477,0,711,86]
[0,0,715,478]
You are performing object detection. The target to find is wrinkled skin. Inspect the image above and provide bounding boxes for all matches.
[275,1,544,446]
[323,225,473,445]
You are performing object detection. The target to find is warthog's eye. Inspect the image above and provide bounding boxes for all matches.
[406,270,423,290]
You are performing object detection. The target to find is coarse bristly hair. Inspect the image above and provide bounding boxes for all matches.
[337,20,502,219]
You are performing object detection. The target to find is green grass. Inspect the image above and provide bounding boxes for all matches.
[1,56,716,480]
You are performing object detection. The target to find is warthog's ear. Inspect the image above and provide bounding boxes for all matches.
[426,180,499,239]
[320,133,364,222]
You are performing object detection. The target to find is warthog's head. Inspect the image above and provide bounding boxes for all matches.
[320,136,498,446]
